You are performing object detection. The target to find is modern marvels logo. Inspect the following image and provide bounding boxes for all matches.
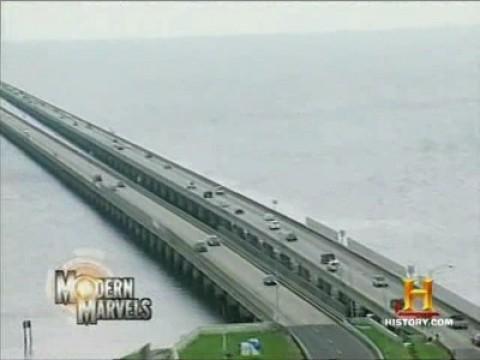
[54,270,152,325]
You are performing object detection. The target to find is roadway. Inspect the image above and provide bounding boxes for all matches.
[291,325,376,360]
[1,83,479,355]
[1,108,379,359]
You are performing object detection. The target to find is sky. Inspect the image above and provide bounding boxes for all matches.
[1,1,480,42]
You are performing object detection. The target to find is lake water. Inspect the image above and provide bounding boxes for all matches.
[1,26,479,358]
[1,138,222,358]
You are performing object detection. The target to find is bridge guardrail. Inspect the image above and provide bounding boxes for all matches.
[0,89,415,320]
[0,111,275,323]
[2,83,478,325]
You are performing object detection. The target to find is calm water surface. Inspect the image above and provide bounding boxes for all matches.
[0,138,222,359]
[1,26,479,358]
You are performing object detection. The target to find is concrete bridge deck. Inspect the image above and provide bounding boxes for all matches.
[0,108,380,359]
[0,108,330,326]
[1,82,478,358]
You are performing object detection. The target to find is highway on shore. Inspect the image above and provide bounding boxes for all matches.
[1,108,377,360]
[1,83,477,355]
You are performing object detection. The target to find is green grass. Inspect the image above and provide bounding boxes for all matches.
[410,341,451,360]
[179,330,303,360]
[355,325,450,360]
[357,325,411,360]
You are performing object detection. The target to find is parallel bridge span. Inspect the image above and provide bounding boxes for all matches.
[1,82,479,357]
[0,107,379,360]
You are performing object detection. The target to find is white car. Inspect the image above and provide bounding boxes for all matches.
[214,186,225,195]
[263,213,275,222]
[372,275,389,288]
[268,220,281,230]
[218,201,230,208]
[472,333,480,347]
[326,259,340,272]
[186,181,196,190]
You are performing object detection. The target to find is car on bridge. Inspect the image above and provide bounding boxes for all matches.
[193,241,208,253]
[284,232,298,242]
[472,333,480,347]
[186,181,196,190]
[203,190,213,198]
[268,220,281,230]
[214,186,225,195]
[206,235,221,247]
[448,314,469,329]
[372,275,389,288]
[218,201,230,208]
[320,253,336,265]
[263,213,275,222]
[263,275,277,286]
[234,208,245,215]
[326,259,340,272]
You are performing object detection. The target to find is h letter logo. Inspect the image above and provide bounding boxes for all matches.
[402,277,434,312]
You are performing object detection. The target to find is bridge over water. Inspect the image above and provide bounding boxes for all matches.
[1,82,479,359]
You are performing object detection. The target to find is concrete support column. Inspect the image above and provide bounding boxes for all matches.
[164,246,173,267]
[225,295,241,323]
[173,252,183,273]
[193,269,205,293]
[156,241,165,258]
[238,306,255,323]
[182,261,193,278]
[148,233,157,250]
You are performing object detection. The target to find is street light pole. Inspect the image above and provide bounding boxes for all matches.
[272,199,278,211]
[427,264,454,278]
[22,320,32,359]
[275,283,279,322]
[422,264,454,340]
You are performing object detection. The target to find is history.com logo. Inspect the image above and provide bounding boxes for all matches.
[384,277,453,327]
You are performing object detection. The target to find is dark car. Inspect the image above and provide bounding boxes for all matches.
[92,174,103,182]
[285,232,298,242]
[448,314,468,329]
[203,191,213,199]
[372,275,389,288]
[186,181,196,190]
[320,253,336,265]
[193,241,208,253]
[234,208,244,215]
[263,275,277,286]
[206,235,220,247]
